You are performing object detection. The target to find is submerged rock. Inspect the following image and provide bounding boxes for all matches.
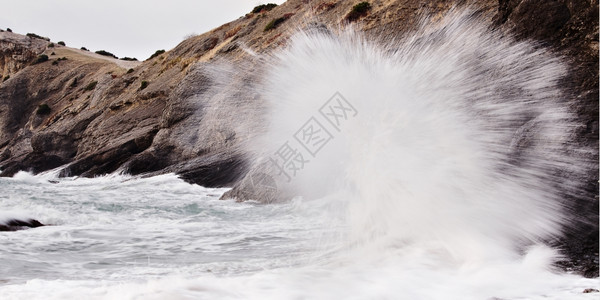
[0,218,44,231]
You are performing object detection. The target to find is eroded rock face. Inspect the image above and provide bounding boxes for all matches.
[499,0,599,278]
[0,32,46,78]
[0,27,256,185]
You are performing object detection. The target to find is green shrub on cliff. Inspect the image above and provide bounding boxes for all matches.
[252,3,277,13]
[53,57,67,65]
[345,2,371,21]
[36,104,51,115]
[48,43,55,48]
[3,75,9,82]
[57,41,65,46]
[84,81,98,91]
[95,50,118,59]
[140,80,149,90]
[32,54,49,65]
[264,14,293,32]
[6,28,12,32]
[148,49,165,60]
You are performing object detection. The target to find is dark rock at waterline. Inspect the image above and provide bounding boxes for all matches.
[220,169,280,203]
[139,152,249,188]
[0,219,44,231]
[59,126,159,177]
[175,154,248,188]
[0,152,69,176]
[555,193,600,278]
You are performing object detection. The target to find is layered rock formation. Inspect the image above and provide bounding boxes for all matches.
[0,32,47,78]
[0,0,597,276]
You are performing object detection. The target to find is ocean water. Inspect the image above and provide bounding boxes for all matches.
[0,171,598,300]
[0,171,337,298]
[1,8,599,300]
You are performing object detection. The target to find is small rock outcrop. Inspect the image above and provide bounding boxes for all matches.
[0,218,44,231]
[0,31,47,78]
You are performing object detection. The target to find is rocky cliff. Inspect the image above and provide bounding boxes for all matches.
[0,32,47,78]
[0,0,597,276]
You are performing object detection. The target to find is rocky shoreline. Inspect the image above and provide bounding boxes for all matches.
[0,0,597,277]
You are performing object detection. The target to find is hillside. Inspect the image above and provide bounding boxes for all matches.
[0,0,598,276]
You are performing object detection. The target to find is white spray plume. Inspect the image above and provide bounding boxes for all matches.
[238,8,592,265]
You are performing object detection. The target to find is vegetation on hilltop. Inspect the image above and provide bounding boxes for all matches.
[252,3,278,13]
[148,49,165,60]
[26,32,50,41]
[95,50,118,59]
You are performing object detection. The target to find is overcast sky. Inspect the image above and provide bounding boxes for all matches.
[1,0,286,60]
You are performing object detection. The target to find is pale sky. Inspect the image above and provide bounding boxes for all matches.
[1,0,287,60]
